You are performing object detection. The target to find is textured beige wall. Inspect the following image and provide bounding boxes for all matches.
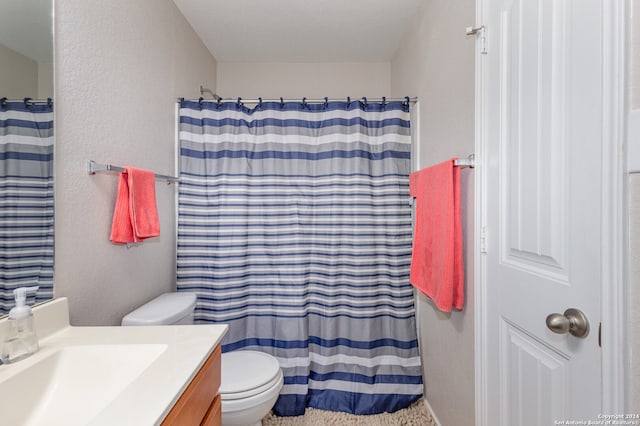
[216,62,390,99]
[54,0,216,325]
[0,43,38,99]
[391,1,476,425]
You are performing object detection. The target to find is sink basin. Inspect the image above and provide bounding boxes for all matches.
[0,344,166,426]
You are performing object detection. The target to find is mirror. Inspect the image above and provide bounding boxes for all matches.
[0,1,53,99]
[0,0,54,315]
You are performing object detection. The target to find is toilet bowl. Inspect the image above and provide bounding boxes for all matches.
[121,292,283,426]
[220,350,284,426]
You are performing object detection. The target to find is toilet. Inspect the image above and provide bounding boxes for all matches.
[121,292,284,426]
[121,292,196,326]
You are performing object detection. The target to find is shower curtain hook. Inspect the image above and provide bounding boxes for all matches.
[0,98,6,109]
[362,97,368,110]
[258,97,263,109]
[280,97,285,109]
[198,97,204,109]
[404,96,411,111]
[324,97,329,109]
[302,97,308,109]
[346,96,351,108]
[381,96,387,110]
[237,97,242,108]
[47,98,52,108]
[23,97,32,107]
[217,97,223,109]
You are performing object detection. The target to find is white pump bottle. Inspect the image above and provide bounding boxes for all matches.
[1,286,39,363]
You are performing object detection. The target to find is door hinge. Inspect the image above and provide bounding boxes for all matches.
[480,226,488,253]
[466,25,488,54]
[598,322,602,347]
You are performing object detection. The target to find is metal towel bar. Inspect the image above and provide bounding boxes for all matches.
[87,160,178,183]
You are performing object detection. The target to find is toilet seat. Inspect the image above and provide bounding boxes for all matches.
[220,350,282,401]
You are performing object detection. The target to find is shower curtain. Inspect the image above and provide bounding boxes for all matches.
[0,100,54,314]
[177,98,423,416]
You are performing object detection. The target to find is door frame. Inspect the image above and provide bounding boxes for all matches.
[473,0,629,423]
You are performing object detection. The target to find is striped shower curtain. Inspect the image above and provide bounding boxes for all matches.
[0,100,54,314]
[177,98,423,416]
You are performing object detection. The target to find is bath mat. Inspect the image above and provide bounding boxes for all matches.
[262,398,435,426]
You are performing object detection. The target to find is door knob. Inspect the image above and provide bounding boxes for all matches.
[545,308,590,338]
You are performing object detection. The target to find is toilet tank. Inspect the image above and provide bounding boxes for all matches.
[121,292,197,326]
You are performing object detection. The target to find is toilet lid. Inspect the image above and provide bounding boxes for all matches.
[220,350,282,398]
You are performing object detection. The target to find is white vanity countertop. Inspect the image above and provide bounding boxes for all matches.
[0,297,228,426]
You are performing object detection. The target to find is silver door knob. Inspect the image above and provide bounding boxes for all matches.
[545,308,590,338]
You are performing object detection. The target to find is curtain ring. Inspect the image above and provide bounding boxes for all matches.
[280,97,285,109]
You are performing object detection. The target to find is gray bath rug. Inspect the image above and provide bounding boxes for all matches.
[262,398,435,426]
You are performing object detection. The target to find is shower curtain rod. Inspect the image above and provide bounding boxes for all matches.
[178,96,418,104]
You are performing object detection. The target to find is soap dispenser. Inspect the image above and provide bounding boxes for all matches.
[1,286,39,363]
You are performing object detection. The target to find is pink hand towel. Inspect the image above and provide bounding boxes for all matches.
[110,167,160,244]
[409,158,464,312]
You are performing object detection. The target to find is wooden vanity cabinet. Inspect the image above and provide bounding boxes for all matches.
[161,345,222,426]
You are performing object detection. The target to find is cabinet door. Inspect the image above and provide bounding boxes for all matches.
[200,395,222,426]
[162,345,221,425]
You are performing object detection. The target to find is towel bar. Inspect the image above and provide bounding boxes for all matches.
[454,154,475,168]
[87,160,179,183]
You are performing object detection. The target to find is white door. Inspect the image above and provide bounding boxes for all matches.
[479,0,612,424]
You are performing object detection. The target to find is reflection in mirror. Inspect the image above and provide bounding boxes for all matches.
[0,0,54,315]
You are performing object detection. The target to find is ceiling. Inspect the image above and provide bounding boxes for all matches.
[173,0,423,63]
[0,0,52,63]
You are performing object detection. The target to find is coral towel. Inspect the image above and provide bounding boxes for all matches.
[110,167,160,244]
[409,159,464,312]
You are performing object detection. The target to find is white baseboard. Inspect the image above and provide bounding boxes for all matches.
[424,398,442,426]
